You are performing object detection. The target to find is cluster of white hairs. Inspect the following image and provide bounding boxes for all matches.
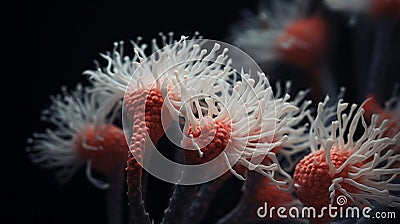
[310,93,400,207]
[83,32,236,114]
[228,0,300,64]
[26,84,115,188]
[272,80,312,172]
[82,32,200,112]
[82,31,313,191]
[173,61,312,190]
[27,29,400,209]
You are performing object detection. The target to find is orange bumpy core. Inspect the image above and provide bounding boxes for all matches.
[294,148,359,208]
[183,120,231,165]
[77,124,127,175]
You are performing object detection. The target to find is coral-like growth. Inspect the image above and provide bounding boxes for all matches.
[294,95,400,222]
[25,4,400,222]
[182,119,232,165]
[276,16,328,68]
[176,69,302,191]
[228,0,300,64]
[26,84,127,188]
[76,124,127,175]
[295,148,358,208]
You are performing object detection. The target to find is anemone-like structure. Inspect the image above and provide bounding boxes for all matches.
[294,95,400,222]
[26,84,126,188]
[26,84,127,224]
[227,0,300,64]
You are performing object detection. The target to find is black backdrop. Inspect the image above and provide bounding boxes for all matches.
[7,0,400,223]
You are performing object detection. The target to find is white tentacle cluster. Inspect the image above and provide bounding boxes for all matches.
[83,32,234,117]
[26,85,114,189]
[311,96,400,207]
[228,0,300,63]
[175,66,311,191]
[273,81,312,172]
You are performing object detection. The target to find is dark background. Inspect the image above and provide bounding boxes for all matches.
[7,0,400,223]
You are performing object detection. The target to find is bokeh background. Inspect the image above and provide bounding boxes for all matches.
[8,0,400,223]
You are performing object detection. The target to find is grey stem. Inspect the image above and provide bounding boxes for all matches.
[182,172,231,224]
[107,166,126,224]
[161,168,200,224]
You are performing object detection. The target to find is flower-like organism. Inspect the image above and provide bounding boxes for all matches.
[192,80,310,224]
[176,69,311,191]
[294,94,400,222]
[26,84,127,189]
[228,0,300,65]
[84,32,234,224]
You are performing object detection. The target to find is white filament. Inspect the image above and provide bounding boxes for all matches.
[26,85,113,188]
[311,96,400,207]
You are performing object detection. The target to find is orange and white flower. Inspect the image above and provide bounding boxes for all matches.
[227,0,300,64]
[294,94,400,209]
[175,69,311,190]
[26,85,127,189]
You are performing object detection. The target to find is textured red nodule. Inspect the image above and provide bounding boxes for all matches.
[124,87,172,196]
[125,87,171,145]
[294,148,360,223]
[76,124,128,175]
[370,0,400,18]
[183,120,231,165]
[276,16,328,68]
[126,152,143,197]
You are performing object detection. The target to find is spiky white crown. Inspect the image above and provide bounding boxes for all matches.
[228,0,300,63]
[273,80,312,172]
[175,67,313,191]
[83,32,200,107]
[83,32,235,116]
[26,85,113,189]
[311,95,400,207]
